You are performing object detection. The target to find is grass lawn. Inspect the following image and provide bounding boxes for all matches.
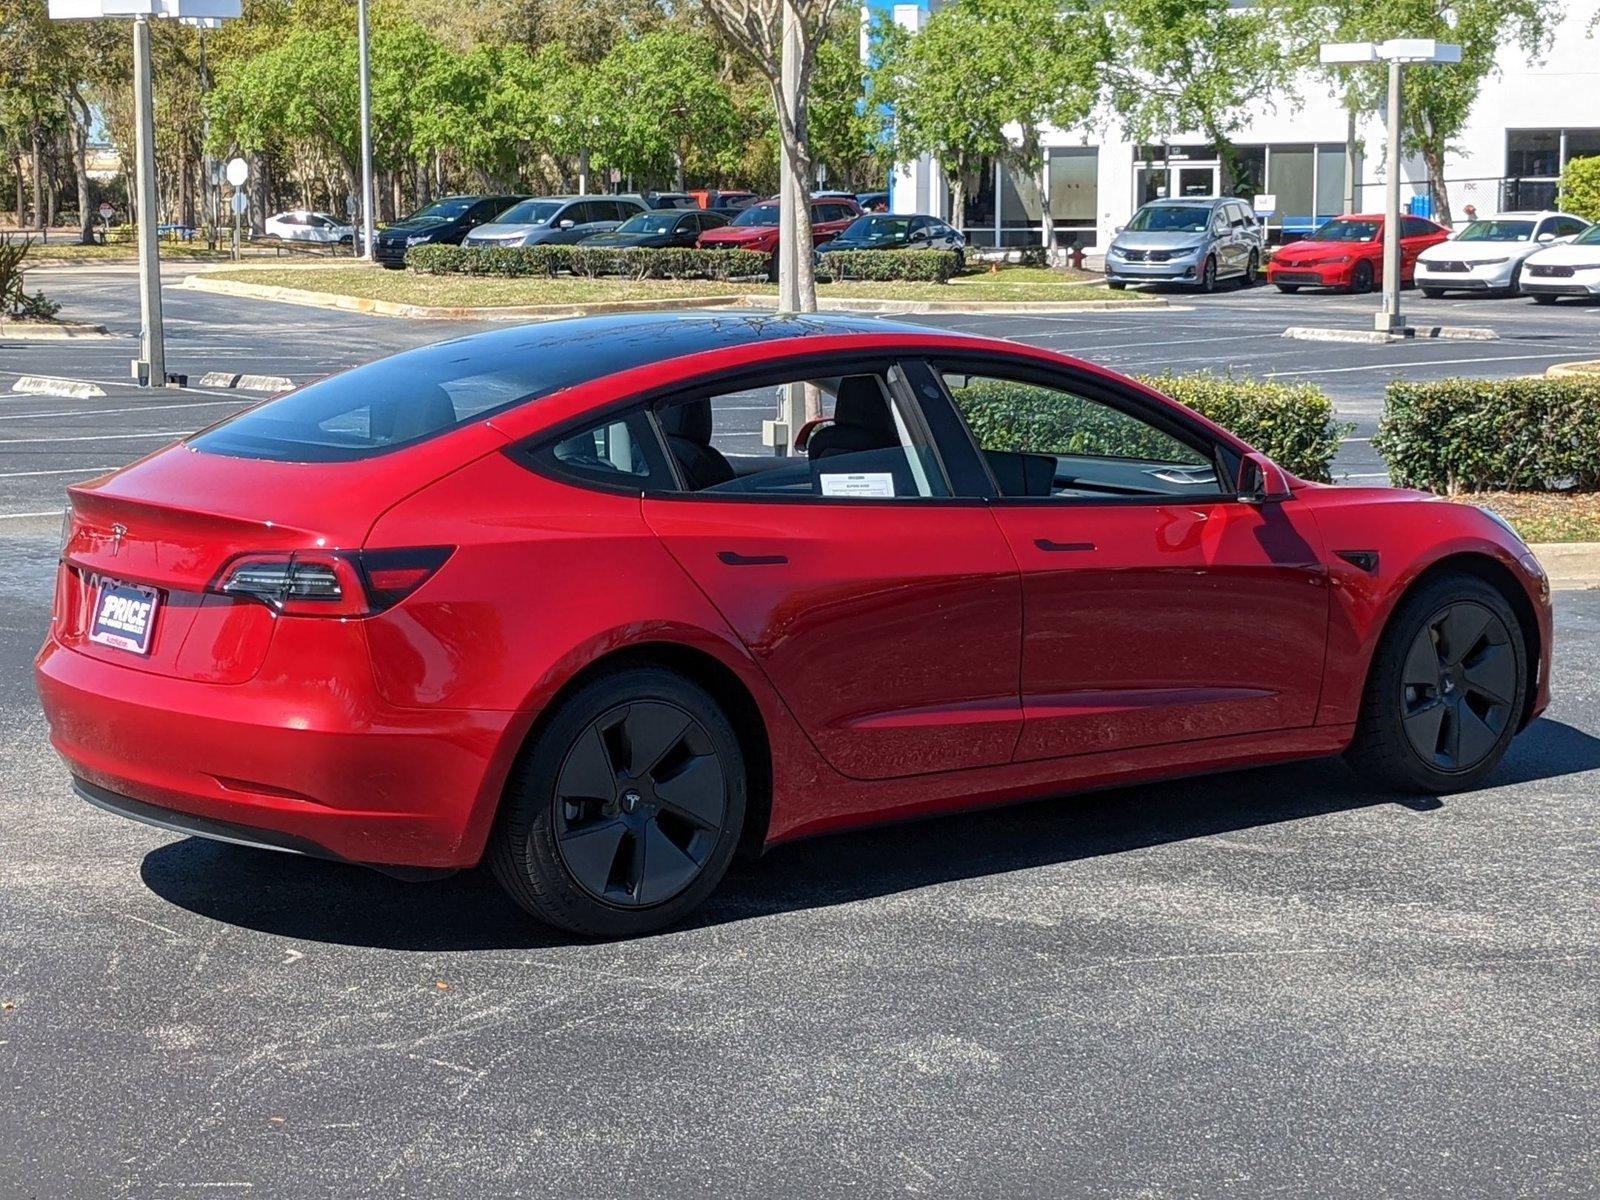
[1452,491,1600,543]
[198,263,1136,307]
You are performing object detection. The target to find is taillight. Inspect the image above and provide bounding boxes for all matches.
[212,547,451,616]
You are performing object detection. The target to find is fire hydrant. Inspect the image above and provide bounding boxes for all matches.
[1069,242,1086,272]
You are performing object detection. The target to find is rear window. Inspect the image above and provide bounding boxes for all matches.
[190,339,558,462]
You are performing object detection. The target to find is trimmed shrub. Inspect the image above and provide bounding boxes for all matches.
[1376,377,1600,493]
[407,242,768,281]
[816,248,959,283]
[953,372,1346,483]
[1559,156,1600,224]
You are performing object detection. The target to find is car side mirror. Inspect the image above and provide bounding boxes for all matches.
[1237,452,1292,504]
[1113,225,1125,235]
[1537,231,1555,242]
[558,219,576,229]
[908,230,928,243]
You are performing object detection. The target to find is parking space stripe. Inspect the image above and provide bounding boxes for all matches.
[0,430,191,445]
[0,400,242,423]
[0,466,117,478]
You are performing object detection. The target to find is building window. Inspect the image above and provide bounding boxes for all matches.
[1048,147,1098,243]
[1506,128,1600,211]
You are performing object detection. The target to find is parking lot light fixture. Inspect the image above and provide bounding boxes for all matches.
[1319,38,1461,334]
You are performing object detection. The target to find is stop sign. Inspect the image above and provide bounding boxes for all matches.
[98,201,114,220]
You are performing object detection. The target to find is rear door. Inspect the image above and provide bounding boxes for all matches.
[911,357,1330,762]
[640,358,1023,780]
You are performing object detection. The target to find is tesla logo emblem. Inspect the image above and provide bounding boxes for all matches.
[109,523,127,555]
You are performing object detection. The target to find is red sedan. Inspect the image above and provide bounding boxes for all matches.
[696,195,862,259]
[36,315,1551,936]
[1267,213,1451,293]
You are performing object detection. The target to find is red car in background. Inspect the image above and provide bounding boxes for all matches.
[697,195,862,263]
[36,315,1551,937]
[1267,213,1451,293]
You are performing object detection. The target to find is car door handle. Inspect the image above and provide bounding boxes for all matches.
[1034,539,1095,553]
[717,551,788,566]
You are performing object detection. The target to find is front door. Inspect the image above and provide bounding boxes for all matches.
[642,361,1024,781]
[921,360,1331,762]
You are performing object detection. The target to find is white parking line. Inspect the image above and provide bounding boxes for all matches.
[0,400,242,423]
[1266,351,1583,377]
[0,430,190,444]
[0,509,66,519]
[0,466,116,478]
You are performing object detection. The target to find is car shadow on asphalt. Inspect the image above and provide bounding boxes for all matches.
[138,717,1600,951]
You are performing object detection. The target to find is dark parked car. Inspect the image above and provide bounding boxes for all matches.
[463,196,647,249]
[372,194,523,269]
[817,213,965,265]
[580,209,731,249]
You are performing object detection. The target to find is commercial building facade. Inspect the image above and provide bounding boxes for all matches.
[878,1,1600,248]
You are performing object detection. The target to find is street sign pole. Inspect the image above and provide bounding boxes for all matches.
[356,0,376,262]
[131,13,165,388]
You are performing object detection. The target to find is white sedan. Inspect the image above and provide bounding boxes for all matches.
[1521,222,1600,303]
[264,210,355,245]
[1414,210,1589,297]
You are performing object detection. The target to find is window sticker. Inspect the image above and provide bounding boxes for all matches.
[819,472,896,498]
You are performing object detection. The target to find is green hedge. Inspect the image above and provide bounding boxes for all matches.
[406,242,768,280]
[953,372,1346,483]
[1376,377,1600,493]
[1559,156,1600,223]
[816,249,959,283]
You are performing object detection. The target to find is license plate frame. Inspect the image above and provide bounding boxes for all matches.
[89,577,161,655]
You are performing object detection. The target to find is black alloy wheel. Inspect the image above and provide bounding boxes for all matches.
[554,700,728,907]
[1399,601,1517,773]
[1351,260,1375,293]
[1199,255,1218,292]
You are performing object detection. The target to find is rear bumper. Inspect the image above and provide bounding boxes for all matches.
[35,635,518,869]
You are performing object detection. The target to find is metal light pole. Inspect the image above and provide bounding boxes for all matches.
[130,14,165,387]
[1320,39,1460,335]
[356,0,376,261]
[776,1,802,317]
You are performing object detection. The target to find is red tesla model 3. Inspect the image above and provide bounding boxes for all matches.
[36,314,1551,936]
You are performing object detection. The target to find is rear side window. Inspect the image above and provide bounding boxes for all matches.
[191,343,554,462]
[531,412,666,491]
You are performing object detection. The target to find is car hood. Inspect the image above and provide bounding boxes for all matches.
[827,235,908,251]
[1274,239,1375,262]
[583,231,665,247]
[468,223,541,240]
[700,224,774,245]
[1112,230,1208,252]
[1525,242,1600,266]
[382,217,451,235]
[1420,240,1539,263]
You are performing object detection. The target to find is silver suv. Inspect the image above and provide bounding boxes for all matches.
[1105,197,1264,292]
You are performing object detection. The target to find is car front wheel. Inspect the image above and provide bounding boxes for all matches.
[1275,283,1299,294]
[1346,573,1527,794]
[489,667,747,937]
[1197,255,1217,293]
[1350,261,1375,293]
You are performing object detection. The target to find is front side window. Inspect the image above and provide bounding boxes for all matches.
[1402,217,1441,238]
[939,370,1220,500]
[654,367,948,501]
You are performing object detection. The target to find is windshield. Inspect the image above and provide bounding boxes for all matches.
[616,213,680,235]
[1126,205,1212,233]
[1572,224,1600,246]
[402,197,476,224]
[732,203,780,227]
[1457,219,1536,242]
[492,200,563,226]
[842,216,912,240]
[1311,219,1381,242]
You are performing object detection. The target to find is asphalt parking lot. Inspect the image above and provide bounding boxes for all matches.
[2,267,1598,1196]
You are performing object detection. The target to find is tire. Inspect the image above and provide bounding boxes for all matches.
[1197,255,1218,293]
[489,667,747,937]
[1275,283,1300,294]
[765,254,779,283]
[1345,573,1527,794]
[1505,262,1522,296]
[1349,260,1375,294]
[1107,280,1126,291]
[1421,287,1445,299]
[1532,293,1558,305]
[1241,252,1259,288]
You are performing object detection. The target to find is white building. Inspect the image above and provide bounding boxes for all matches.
[881,0,1600,248]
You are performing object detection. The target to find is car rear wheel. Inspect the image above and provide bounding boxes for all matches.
[1350,261,1375,294]
[1241,252,1259,287]
[1532,292,1558,305]
[489,667,746,937]
[1346,574,1526,794]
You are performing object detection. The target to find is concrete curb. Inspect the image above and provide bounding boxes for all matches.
[198,371,296,392]
[12,375,107,399]
[0,320,110,340]
[1529,542,1600,590]
[184,272,1168,321]
[1283,324,1498,345]
[1546,360,1600,380]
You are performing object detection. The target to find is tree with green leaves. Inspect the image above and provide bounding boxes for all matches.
[1286,0,1560,225]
